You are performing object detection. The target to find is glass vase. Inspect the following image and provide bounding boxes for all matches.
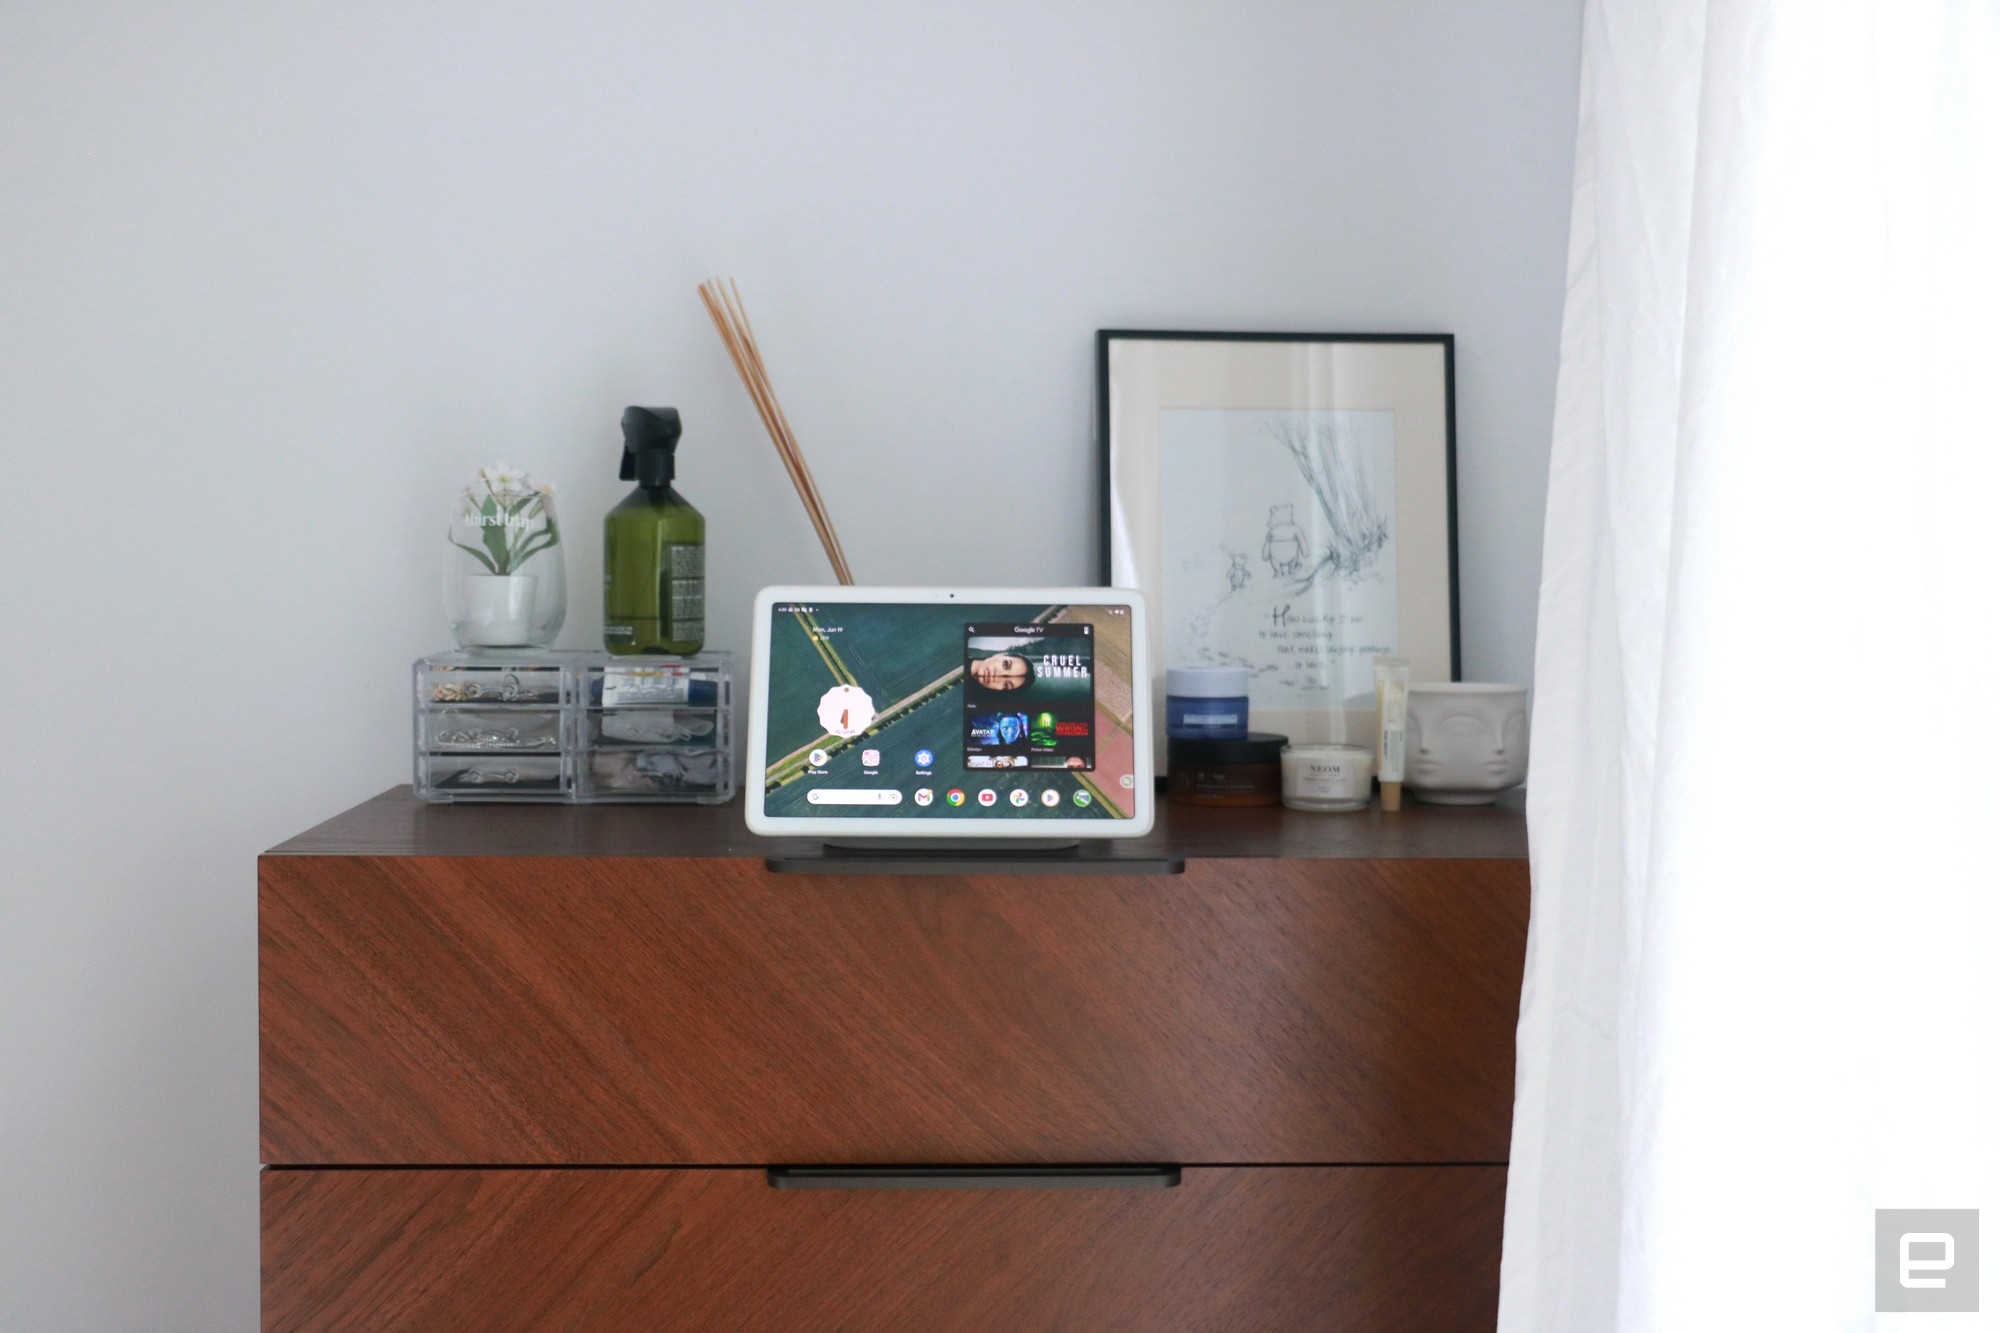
[444,464,566,649]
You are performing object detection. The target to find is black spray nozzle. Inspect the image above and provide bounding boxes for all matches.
[620,406,682,487]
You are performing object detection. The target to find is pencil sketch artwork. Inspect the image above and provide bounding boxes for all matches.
[1157,408,1399,708]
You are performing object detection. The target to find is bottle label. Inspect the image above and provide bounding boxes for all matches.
[666,542,704,639]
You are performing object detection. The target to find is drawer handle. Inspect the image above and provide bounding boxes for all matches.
[767,1166,1180,1191]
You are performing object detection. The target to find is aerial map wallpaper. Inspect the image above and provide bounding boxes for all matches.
[762,601,1138,819]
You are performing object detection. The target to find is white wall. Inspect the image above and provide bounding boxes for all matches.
[0,3,1580,1326]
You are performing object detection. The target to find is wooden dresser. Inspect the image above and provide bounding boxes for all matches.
[260,790,1529,1331]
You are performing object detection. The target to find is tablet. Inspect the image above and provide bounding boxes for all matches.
[745,587,1154,838]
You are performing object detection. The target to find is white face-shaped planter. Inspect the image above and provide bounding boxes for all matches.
[1405,683,1529,805]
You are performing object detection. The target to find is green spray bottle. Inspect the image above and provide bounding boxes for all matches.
[604,406,705,654]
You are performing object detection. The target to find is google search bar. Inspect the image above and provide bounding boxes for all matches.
[806,789,904,806]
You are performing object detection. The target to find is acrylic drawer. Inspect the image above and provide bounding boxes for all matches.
[419,708,563,753]
[413,753,566,799]
[418,663,564,706]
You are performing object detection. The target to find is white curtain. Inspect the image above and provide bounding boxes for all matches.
[1502,2,2000,1328]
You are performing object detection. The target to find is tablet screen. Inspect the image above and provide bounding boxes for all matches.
[762,600,1140,819]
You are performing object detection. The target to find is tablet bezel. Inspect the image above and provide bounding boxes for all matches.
[745,586,1154,839]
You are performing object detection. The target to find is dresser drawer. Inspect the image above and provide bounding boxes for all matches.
[262,1164,1506,1331]
[260,855,1526,1165]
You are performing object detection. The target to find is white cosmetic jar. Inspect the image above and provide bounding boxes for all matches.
[1279,743,1375,812]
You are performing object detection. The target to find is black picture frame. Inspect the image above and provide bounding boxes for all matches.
[1096,329,1460,754]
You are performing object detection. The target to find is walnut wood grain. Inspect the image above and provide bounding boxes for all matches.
[269,786,1528,859]
[261,853,1527,1165]
[261,1165,1506,1332]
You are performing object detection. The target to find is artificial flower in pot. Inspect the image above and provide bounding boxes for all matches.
[444,463,566,649]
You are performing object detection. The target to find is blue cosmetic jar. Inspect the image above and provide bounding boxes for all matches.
[1164,666,1252,740]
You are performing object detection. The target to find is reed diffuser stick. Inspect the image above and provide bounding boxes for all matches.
[702,291,848,584]
[717,279,845,568]
[696,288,824,534]
[697,278,854,584]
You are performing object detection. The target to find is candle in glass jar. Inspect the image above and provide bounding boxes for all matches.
[1280,744,1375,812]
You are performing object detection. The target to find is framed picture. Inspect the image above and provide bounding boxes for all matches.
[1098,330,1458,764]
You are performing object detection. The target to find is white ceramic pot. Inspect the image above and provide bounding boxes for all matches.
[457,574,539,647]
[1405,683,1529,805]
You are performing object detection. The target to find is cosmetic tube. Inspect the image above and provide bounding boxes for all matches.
[1374,656,1410,812]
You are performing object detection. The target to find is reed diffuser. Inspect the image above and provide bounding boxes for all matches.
[698,278,853,584]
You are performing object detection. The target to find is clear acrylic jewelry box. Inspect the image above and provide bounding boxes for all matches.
[413,651,734,804]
